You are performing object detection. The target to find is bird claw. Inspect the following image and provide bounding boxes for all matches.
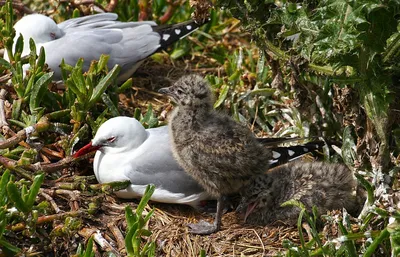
[188,220,218,235]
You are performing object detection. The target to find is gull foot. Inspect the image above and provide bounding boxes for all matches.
[188,220,219,235]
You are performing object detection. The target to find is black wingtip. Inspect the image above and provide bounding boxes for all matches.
[153,19,208,50]
[268,141,330,168]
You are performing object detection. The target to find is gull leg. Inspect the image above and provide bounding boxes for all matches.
[188,196,224,235]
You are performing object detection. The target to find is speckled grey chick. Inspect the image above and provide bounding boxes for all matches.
[237,162,364,226]
[159,74,272,234]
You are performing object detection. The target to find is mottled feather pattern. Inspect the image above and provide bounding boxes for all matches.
[167,75,271,197]
[237,162,364,225]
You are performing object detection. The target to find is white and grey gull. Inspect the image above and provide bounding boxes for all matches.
[73,116,211,209]
[4,13,205,82]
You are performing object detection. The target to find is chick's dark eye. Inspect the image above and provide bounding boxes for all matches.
[107,137,116,143]
[177,89,183,94]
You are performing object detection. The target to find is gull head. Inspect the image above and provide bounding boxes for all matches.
[158,74,212,107]
[10,14,63,57]
[236,177,272,222]
[73,117,148,157]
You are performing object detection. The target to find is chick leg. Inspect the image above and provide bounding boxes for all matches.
[188,196,224,235]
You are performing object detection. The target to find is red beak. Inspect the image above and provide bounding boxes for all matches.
[73,141,102,158]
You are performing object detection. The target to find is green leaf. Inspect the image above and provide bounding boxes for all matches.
[341,126,356,166]
[354,173,374,206]
[256,49,266,82]
[101,93,119,117]
[71,59,87,95]
[29,72,54,113]
[136,185,155,216]
[0,238,21,254]
[364,228,390,257]
[88,64,121,107]
[281,199,306,210]
[0,57,12,70]
[338,221,357,257]
[24,72,35,97]
[297,210,310,257]
[143,209,154,224]
[14,34,24,55]
[25,173,45,210]
[66,78,85,102]
[37,46,46,70]
[213,83,229,108]
[83,236,95,257]
[11,99,22,120]
[0,170,11,206]
[96,54,110,73]
[117,78,133,93]
[170,48,187,59]
[29,38,37,68]
[125,205,137,229]
[7,182,29,213]
[124,225,136,255]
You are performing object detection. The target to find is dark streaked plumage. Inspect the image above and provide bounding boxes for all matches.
[237,162,364,226]
[159,74,272,234]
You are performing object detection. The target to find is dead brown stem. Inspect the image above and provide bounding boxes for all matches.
[55,189,80,211]
[93,231,120,255]
[159,0,181,24]
[108,223,126,251]
[105,0,118,12]
[0,155,33,180]
[0,152,94,175]
[0,89,8,128]
[0,118,50,149]
[9,210,83,232]
[138,0,149,21]
[40,189,61,213]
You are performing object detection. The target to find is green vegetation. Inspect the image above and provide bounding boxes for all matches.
[0,0,399,256]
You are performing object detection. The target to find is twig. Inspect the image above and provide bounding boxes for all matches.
[0,73,12,83]
[55,189,80,211]
[138,0,149,21]
[0,118,50,149]
[108,223,126,251]
[93,230,120,256]
[105,0,118,12]
[0,152,94,175]
[0,89,8,128]
[159,0,181,24]
[0,156,33,180]
[31,152,94,172]
[8,210,83,231]
[40,189,60,213]
[252,229,265,255]
[41,146,65,159]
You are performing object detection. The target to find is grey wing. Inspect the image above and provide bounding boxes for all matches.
[42,26,160,78]
[125,127,205,196]
[58,13,156,32]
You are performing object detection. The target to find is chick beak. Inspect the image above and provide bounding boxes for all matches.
[73,141,102,158]
[158,87,173,95]
[244,202,258,222]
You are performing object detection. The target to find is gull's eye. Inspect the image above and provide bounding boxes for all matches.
[107,137,116,143]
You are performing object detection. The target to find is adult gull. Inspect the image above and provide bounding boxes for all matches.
[4,13,204,82]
